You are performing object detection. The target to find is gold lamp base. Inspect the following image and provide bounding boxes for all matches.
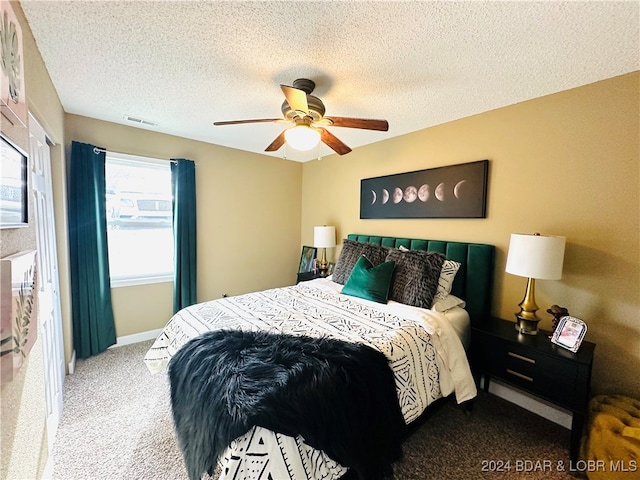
[515,315,540,335]
[514,277,540,335]
[318,248,329,276]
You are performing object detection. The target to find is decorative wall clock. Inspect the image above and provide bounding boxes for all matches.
[0,0,27,139]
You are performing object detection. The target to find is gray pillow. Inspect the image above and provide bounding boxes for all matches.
[362,243,389,267]
[332,239,366,284]
[398,245,461,304]
[385,248,445,308]
[333,240,389,284]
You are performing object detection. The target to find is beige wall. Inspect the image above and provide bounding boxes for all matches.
[64,114,303,338]
[1,1,66,479]
[301,72,640,399]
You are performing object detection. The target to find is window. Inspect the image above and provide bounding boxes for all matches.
[105,152,173,287]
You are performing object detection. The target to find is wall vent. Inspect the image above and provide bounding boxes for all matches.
[124,115,157,126]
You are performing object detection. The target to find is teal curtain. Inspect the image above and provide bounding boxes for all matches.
[171,159,197,313]
[68,141,116,358]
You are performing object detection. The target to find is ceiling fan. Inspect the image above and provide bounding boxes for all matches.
[213,78,389,156]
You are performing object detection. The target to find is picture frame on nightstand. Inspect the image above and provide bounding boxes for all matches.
[298,246,317,274]
[551,316,587,353]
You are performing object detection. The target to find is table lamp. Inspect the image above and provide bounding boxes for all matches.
[313,226,336,275]
[505,233,566,335]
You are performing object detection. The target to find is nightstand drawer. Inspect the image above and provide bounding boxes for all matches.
[474,337,580,408]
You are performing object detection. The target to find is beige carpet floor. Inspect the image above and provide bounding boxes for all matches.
[52,340,578,479]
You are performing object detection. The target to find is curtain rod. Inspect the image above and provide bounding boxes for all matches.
[92,146,178,163]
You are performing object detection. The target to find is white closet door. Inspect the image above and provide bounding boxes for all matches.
[29,113,64,452]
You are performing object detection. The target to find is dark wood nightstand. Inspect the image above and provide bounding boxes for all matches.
[296,271,327,283]
[470,317,595,463]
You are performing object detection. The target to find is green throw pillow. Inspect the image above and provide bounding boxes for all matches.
[341,255,396,303]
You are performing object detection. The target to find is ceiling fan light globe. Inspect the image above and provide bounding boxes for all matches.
[284,126,321,151]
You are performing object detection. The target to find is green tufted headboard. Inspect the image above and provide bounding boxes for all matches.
[347,234,495,326]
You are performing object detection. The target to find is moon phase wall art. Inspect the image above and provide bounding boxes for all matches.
[360,159,489,219]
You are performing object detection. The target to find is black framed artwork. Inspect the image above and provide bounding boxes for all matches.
[360,159,489,219]
[298,246,317,274]
[0,134,28,228]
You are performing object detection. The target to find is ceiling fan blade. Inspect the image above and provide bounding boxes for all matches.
[265,131,286,152]
[318,128,352,155]
[323,116,389,131]
[214,118,283,126]
[281,85,309,114]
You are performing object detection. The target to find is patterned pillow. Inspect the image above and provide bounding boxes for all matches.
[332,239,388,285]
[433,259,462,303]
[385,248,445,309]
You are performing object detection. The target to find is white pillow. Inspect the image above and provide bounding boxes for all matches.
[432,294,466,312]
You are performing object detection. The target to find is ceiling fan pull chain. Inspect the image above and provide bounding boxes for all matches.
[317,142,322,161]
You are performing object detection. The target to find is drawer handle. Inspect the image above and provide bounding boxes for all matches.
[508,351,536,364]
[506,369,534,382]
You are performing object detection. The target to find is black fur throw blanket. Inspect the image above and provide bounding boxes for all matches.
[168,329,406,480]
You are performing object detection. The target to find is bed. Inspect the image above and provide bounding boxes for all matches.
[144,234,494,480]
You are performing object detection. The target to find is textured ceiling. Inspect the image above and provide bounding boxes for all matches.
[20,1,639,162]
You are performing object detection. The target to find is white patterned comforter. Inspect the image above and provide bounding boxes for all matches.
[144,278,476,480]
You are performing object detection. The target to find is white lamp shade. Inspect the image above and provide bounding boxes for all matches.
[506,233,566,280]
[284,126,321,151]
[314,226,336,248]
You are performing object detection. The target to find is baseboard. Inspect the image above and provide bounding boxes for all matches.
[67,350,76,375]
[66,330,159,375]
[110,328,162,348]
[485,377,572,429]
